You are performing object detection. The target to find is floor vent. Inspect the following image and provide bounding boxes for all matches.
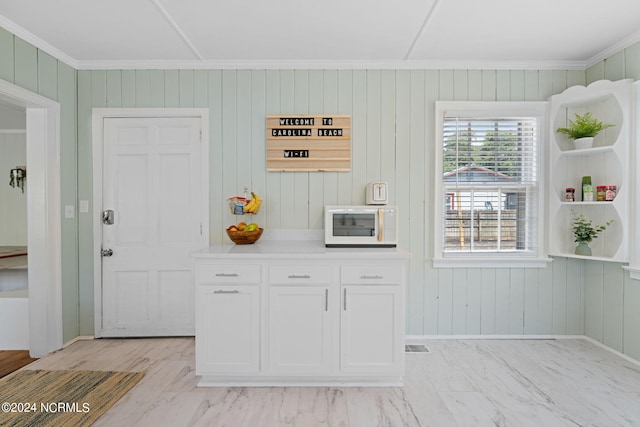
[405,344,429,353]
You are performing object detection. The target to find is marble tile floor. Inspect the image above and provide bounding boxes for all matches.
[9,337,640,426]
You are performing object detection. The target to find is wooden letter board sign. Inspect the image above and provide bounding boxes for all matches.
[266,114,351,171]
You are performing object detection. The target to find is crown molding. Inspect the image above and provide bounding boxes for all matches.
[585,28,640,69]
[73,58,588,71]
[0,15,78,69]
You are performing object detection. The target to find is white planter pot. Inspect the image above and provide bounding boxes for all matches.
[573,137,594,149]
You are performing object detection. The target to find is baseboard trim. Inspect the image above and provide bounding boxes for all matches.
[405,334,640,367]
[405,334,585,341]
[63,335,94,348]
[581,336,640,368]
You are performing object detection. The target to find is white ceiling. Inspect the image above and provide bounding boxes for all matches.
[1,0,640,70]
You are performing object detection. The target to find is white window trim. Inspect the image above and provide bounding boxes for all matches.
[433,101,552,268]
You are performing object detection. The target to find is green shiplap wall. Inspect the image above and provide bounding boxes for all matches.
[76,68,589,339]
[0,27,79,343]
[3,22,640,364]
[585,40,640,361]
[587,42,640,84]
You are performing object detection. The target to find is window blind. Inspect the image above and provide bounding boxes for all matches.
[441,116,538,253]
[442,117,537,186]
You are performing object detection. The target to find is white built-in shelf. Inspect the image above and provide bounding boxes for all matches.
[558,146,614,157]
[560,201,614,206]
[548,79,632,262]
[553,253,623,263]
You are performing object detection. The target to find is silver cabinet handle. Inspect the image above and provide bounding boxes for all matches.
[215,273,239,277]
[343,288,347,311]
[325,288,328,312]
[360,275,383,280]
[288,274,311,279]
[213,290,240,294]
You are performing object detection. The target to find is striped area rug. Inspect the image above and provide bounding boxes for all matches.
[0,369,145,426]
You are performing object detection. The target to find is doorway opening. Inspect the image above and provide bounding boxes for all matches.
[0,102,28,352]
[0,79,63,358]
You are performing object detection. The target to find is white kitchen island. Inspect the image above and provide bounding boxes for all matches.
[192,234,410,387]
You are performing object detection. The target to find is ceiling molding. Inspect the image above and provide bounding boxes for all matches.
[585,28,640,69]
[73,58,588,71]
[149,0,203,60]
[0,15,78,69]
[405,0,441,60]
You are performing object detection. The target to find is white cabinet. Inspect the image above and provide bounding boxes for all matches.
[341,285,403,374]
[267,263,335,375]
[198,263,261,284]
[193,245,409,386]
[548,79,632,261]
[269,264,332,285]
[340,264,404,375]
[196,285,260,374]
[267,262,405,378]
[195,264,261,376]
[268,286,333,374]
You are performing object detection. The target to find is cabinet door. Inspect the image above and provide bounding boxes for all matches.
[196,286,260,375]
[340,285,403,375]
[268,286,332,374]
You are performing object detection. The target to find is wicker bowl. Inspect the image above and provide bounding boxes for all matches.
[226,228,263,245]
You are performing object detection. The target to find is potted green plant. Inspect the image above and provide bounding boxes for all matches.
[571,210,613,256]
[556,112,614,149]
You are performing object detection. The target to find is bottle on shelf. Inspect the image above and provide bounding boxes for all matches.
[605,185,617,201]
[582,176,593,202]
[565,187,575,202]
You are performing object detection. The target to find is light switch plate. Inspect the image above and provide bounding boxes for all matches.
[64,205,75,219]
[80,200,89,213]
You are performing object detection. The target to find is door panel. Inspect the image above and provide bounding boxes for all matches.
[196,286,260,374]
[158,125,192,146]
[108,271,149,324]
[157,270,193,321]
[340,285,403,374]
[101,116,204,337]
[115,154,149,245]
[268,286,332,374]
[158,153,191,244]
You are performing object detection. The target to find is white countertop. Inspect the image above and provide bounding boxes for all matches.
[192,230,410,260]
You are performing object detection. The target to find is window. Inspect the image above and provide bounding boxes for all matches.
[434,102,548,267]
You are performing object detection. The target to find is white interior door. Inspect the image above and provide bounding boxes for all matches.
[101,117,205,337]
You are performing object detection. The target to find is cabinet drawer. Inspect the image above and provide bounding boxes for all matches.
[198,264,261,284]
[269,265,332,285]
[341,265,402,285]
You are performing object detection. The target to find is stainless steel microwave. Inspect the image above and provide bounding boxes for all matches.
[324,205,398,247]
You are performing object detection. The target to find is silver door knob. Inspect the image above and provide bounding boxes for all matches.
[101,249,113,257]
